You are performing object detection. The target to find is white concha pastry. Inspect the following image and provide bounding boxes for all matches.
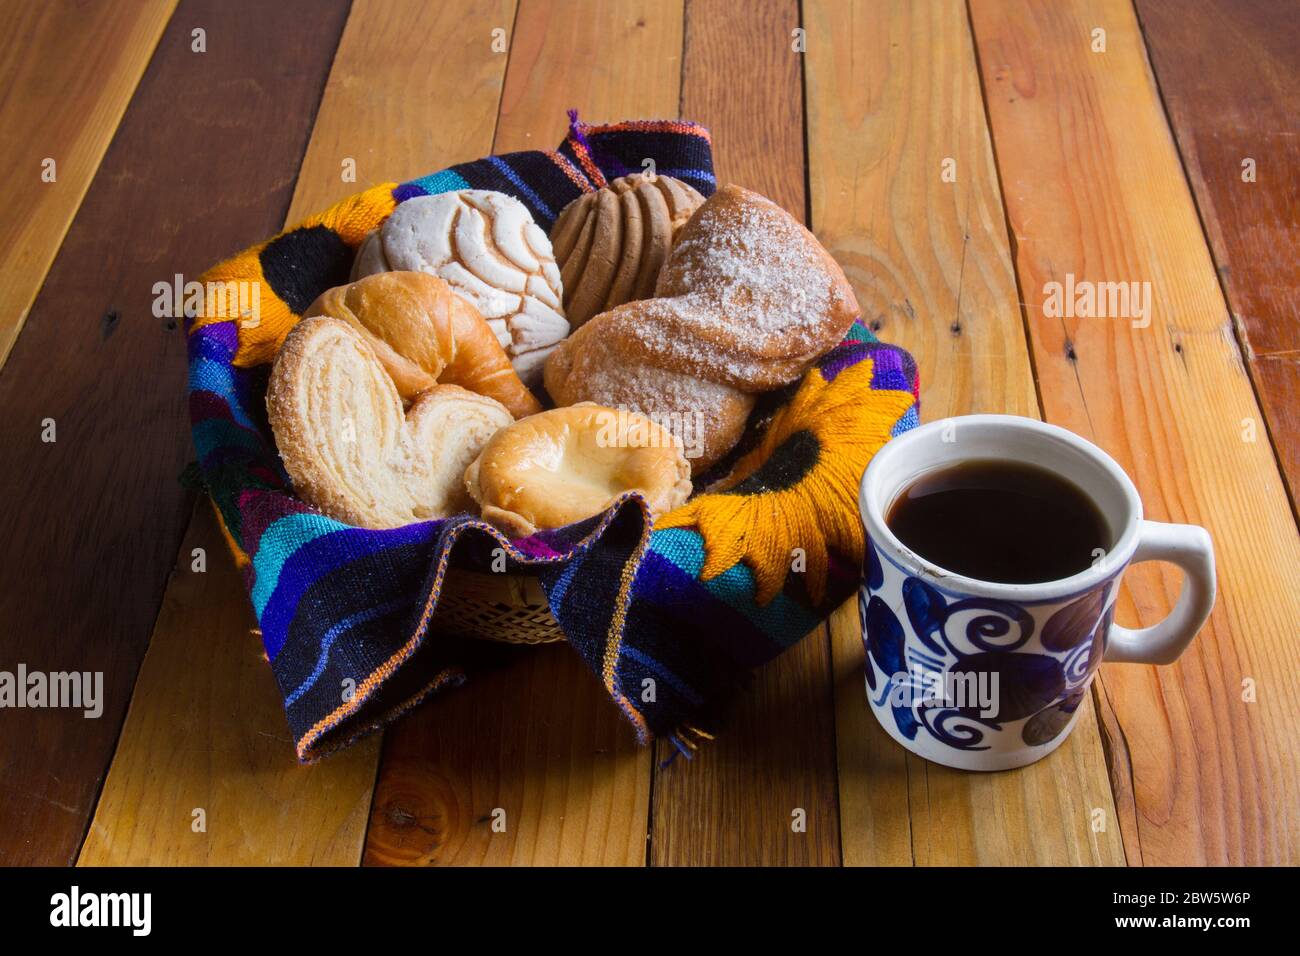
[267,316,514,529]
[352,190,569,388]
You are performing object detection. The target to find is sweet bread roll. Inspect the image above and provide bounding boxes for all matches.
[268,316,513,529]
[305,271,541,419]
[550,174,704,328]
[544,185,859,473]
[351,190,569,388]
[464,404,692,537]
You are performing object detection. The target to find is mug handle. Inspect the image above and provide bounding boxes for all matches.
[1104,520,1216,665]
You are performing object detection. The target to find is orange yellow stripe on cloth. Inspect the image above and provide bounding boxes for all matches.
[656,356,916,606]
[191,183,398,367]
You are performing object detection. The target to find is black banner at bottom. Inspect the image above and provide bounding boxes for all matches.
[0,865,1277,940]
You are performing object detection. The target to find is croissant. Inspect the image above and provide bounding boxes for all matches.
[305,271,542,419]
[544,185,860,473]
[268,316,513,529]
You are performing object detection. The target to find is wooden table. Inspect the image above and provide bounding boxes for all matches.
[1,0,1296,867]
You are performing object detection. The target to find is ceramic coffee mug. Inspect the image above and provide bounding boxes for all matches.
[858,415,1216,771]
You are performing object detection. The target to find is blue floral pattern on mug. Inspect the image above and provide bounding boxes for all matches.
[859,535,1117,758]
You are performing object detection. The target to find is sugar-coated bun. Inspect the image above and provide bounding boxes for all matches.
[544,185,859,473]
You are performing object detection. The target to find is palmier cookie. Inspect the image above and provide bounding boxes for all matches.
[268,316,513,529]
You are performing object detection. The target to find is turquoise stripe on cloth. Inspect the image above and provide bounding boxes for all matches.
[251,512,350,616]
[649,527,709,574]
[403,169,470,196]
[650,528,819,641]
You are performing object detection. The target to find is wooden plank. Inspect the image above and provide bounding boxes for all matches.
[0,0,176,368]
[806,0,1124,865]
[78,505,380,865]
[0,0,348,867]
[363,0,679,867]
[284,0,513,214]
[80,0,517,867]
[1133,0,1300,509]
[648,0,842,868]
[969,0,1300,864]
[491,0,684,152]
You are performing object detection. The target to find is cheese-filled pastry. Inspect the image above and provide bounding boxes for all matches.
[464,404,692,537]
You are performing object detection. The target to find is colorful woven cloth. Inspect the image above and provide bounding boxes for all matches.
[189,116,920,761]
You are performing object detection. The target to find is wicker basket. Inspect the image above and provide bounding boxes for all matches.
[432,568,564,644]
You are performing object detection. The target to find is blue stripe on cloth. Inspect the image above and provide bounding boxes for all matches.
[891,404,920,437]
[633,550,775,668]
[188,358,256,430]
[544,560,581,610]
[191,329,236,364]
[620,645,703,707]
[657,168,716,187]
[259,521,439,659]
[660,168,715,188]
[487,155,554,221]
[283,597,409,707]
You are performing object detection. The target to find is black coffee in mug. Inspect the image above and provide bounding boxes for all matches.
[885,459,1112,584]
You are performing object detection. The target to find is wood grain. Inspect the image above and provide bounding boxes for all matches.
[0,0,175,368]
[284,0,514,214]
[77,0,523,866]
[1134,0,1300,509]
[648,0,842,868]
[680,0,805,210]
[363,0,680,867]
[969,0,1300,864]
[492,0,684,153]
[806,0,1123,866]
[78,506,378,865]
[0,0,348,867]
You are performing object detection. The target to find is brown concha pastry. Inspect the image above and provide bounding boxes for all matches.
[550,174,705,329]
[464,404,692,537]
[544,184,860,474]
[268,316,513,529]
